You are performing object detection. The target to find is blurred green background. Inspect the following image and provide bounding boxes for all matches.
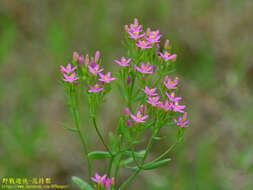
[1,0,253,189]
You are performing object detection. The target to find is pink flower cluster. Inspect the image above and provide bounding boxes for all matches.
[143,77,186,113]
[91,173,114,190]
[60,63,79,83]
[125,19,162,51]
[60,51,116,92]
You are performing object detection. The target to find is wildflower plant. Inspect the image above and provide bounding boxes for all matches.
[59,18,190,190]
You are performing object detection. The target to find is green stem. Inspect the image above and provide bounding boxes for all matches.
[118,129,159,190]
[107,155,114,177]
[149,142,178,164]
[70,86,92,183]
[92,117,112,156]
[118,169,141,190]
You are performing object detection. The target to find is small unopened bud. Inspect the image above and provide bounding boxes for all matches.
[78,56,84,66]
[164,75,169,81]
[164,39,170,48]
[146,27,151,34]
[183,112,187,121]
[111,177,115,185]
[152,65,157,73]
[125,107,130,116]
[134,18,138,26]
[126,119,132,127]
[74,81,79,86]
[127,76,131,85]
[95,50,100,62]
[124,25,129,32]
[157,102,163,109]
[140,104,145,113]
[85,54,89,65]
[91,60,96,68]
[73,52,79,60]
[156,44,160,54]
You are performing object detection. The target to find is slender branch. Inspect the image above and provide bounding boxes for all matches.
[92,117,112,156]
[107,155,114,177]
[70,85,92,183]
[148,142,178,165]
[118,128,160,190]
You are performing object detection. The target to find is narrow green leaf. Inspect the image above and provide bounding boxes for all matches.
[116,83,127,101]
[60,122,78,132]
[152,136,167,141]
[109,132,118,153]
[88,151,111,159]
[143,158,171,170]
[72,176,93,190]
[123,150,146,158]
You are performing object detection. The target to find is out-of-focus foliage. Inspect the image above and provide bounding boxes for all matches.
[0,0,253,189]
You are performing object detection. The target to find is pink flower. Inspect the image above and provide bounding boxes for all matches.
[145,30,162,43]
[163,100,172,111]
[88,64,104,75]
[171,101,186,113]
[135,62,153,74]
[91,173,113,190]
[99,72,116,83]
[143,85,158,96]
[165,91,182,102]
[163,77,178,89]
[174,112,190,128]
[114,57,131,67]
[146,96,160,106]
[136,39,152,50]
[62,72,79,83]
[130,111,148,123]
[88,83,104,93]
[160,51,177,61]
[60,64,77,74]
[91,173,107,184]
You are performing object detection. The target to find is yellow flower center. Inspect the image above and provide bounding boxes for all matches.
[137,114,142,118]
[133,31,139,35]
[94,84,98,88]
[166,52,170,56]
[105,76,108,81]
[171,93,174,98]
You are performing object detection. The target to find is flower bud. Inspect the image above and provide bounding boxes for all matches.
[134,18,138,26]
[85,54,89,65]
[164,39,170,49]
[91,60,96,68]
[156,44,160,54]
[140,104,145,112]
[78,56,84,66]
[124,25,129,32]
[127,76,131,85]
[152,65,157,73]
[146,27,151,34]
[73,52,79,60]
[126,119,132,127]
[125,107,130,116]
[164,75,169,82]
[95,50,100,62]
[183,112,187,121]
